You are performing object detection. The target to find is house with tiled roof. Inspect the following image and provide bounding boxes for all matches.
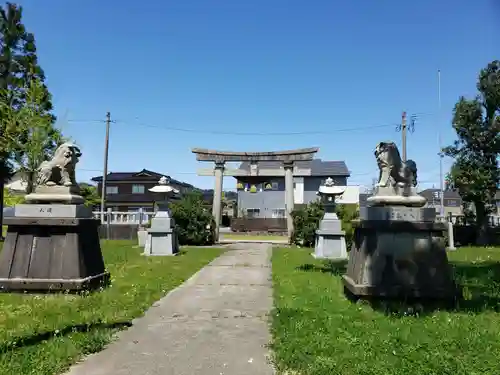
[91,169,197,212]
[235,159,350,218]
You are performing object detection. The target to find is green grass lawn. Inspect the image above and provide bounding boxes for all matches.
[271,246,500,375]
[0,240,224,375]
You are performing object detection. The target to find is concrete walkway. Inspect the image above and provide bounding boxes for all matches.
[65,243,274,375]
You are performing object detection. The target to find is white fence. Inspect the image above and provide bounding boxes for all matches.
[92,209,155,225]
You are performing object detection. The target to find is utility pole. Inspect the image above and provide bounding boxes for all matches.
[100,112,111,223]
[401,111,407,162]
[438,70,445,218]
[396,111,416,163]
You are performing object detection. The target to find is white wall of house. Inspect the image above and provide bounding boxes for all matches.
[293,177,304,204]
[336,185,360,204]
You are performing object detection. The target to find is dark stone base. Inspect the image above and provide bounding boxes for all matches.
[342,220,459,301]
[0,217,110,293]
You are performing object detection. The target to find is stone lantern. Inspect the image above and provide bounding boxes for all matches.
[313,177,348,260]
[143,176,179,256]
[149,176,179,212]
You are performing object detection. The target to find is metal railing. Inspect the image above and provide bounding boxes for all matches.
[442,214,500,227]
[92,208,155,225]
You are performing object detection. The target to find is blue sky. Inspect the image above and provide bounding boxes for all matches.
[17,0,499,190]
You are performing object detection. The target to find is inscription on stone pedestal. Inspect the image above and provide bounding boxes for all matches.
[14,204,92,218]
[360,207,436,222]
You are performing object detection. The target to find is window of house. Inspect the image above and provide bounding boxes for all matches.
[246,208,260,218]
[106,186,118,195]
[272,209,286,218]
[132,184,145,194]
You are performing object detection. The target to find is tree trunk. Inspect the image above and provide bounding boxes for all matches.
[26,170,35,195]
[0,180,4,240]
[475,201,489,246]
[0,156,9,241]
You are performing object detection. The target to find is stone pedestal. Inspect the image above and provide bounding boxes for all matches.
[0,204,110,292]
[313,212,347,260]
[367,186,427,207]
[143,210,179,256]
[24,185,85,204]
[342,206,458,300]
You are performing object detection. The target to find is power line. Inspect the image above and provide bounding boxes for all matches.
[75,168,374,177]
[67,118,400,136]
[119,122,396,136]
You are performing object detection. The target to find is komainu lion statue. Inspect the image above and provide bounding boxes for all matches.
[36,143,82,187]
[374,141,418,188]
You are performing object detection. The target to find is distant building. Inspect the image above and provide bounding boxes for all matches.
[91,169,197,212]
[234,159,350,218]
[419,188,463,217]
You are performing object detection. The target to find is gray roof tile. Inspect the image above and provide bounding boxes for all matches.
[238,159,350,176]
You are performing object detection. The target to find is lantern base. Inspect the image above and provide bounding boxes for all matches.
[143,210,179,256]
[313,212,347,260]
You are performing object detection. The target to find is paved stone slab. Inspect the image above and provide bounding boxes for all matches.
[64,243,274,375]
[209,253,270,267]
[151,284,272,317]
[194,266,272,286]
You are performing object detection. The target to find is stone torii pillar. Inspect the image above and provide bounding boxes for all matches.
[212,160,225,237]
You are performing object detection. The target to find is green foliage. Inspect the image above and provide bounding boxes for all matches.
[0,3,53,113]
[14,78,63,193]
[291,200,359,248]
[170,191,216,246]
[3,187,24,206]
[0,3,58,228]
[291,200,324,247]
[444,60,500,244]
[336,203,359,249]
[78,183,100,208]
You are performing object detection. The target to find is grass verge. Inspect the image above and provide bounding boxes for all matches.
[271,246,500,375]
[0,240,224,375]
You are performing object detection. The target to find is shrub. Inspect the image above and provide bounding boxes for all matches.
[170,191,216,246]
[336,203,359,249]
[291,200,359,249]
[3,188,25,206]
[291,200,324,247]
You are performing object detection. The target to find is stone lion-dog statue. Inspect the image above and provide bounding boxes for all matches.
[374,141,418,188]
[36,142,82,187]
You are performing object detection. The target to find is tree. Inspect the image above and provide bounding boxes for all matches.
[0,89,25,238]
[0,2,56,231]
[79,183,100,208]
[14,78,63,194]
[444,60,500,245]
[170,191,216,245]
[0,3,53,112]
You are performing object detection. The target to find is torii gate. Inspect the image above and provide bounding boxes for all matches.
[192,147,319,241]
